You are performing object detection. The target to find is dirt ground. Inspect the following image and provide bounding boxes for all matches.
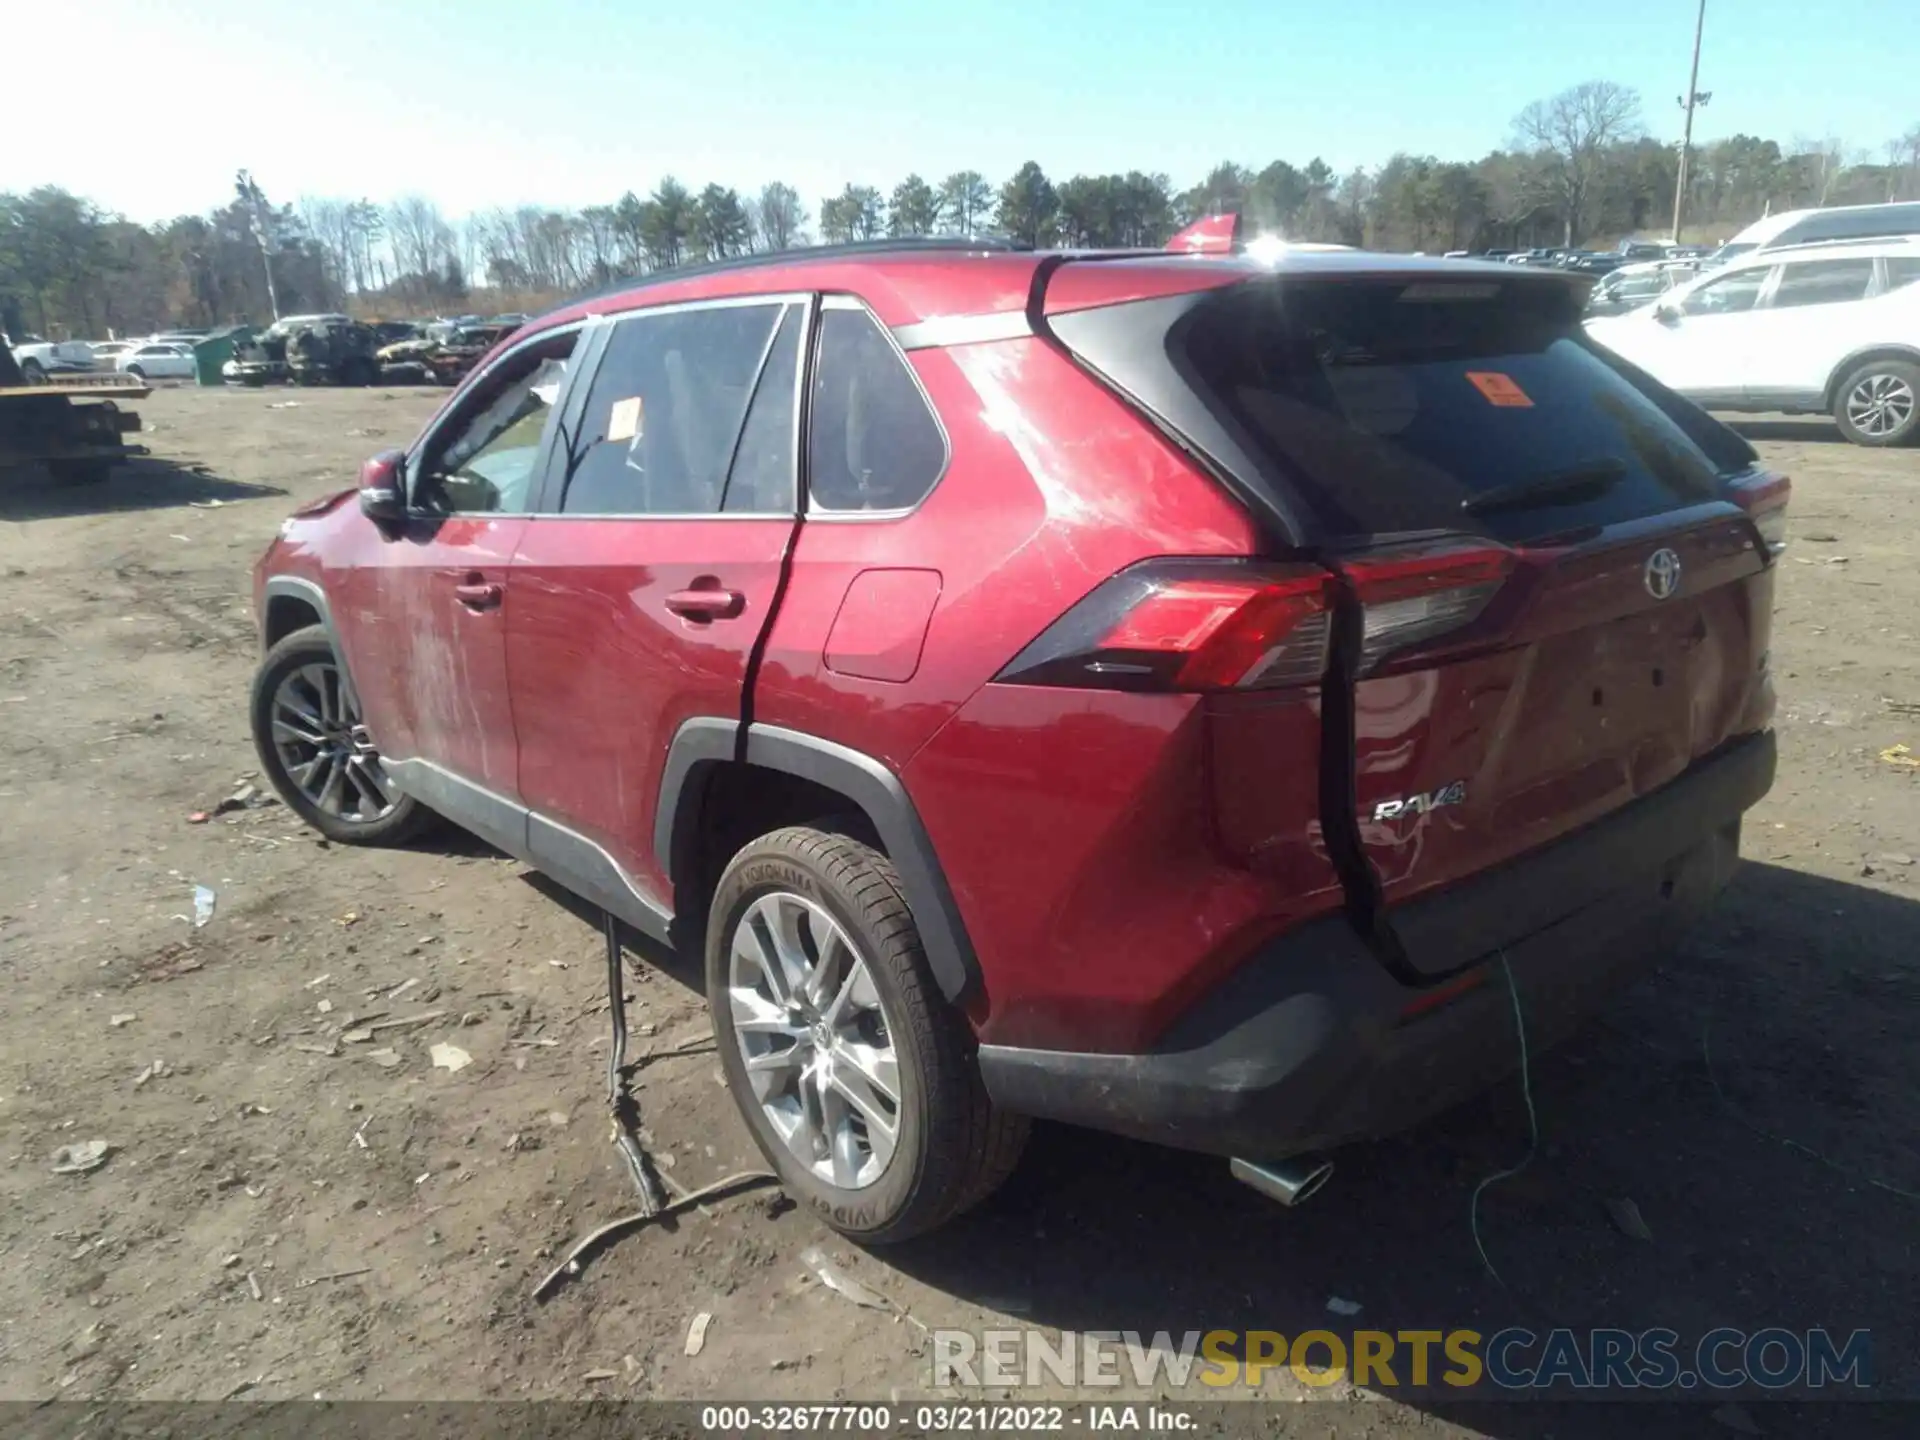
[0,385,1916,1432]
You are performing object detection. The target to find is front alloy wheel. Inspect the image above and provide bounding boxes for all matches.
[728,890,901,1189]
[269,661,398,824]
[249,623,434,845]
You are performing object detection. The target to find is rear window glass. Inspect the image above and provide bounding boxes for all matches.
[1173,279,1741,542]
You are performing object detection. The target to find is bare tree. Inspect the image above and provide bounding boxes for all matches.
[1789,135,1849,206]
[386,195,448,300]
[1513,81,1643,245]
[1899,125,1920,201]
[751,182,807,251]
[299,196,354,296]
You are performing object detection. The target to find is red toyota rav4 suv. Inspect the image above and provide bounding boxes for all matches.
[251,237,1785,1240]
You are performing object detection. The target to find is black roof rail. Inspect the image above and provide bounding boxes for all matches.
[544,236,1035,317]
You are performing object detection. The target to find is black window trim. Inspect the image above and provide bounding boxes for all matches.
[804,293,952,523]
[403,317,591,518]
[528,291,815,523]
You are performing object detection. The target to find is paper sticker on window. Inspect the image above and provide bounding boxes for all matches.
[607,396,644,442]
[1465,371,1533,408]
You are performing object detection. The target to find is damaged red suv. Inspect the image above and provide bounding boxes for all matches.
[251,233,1784,1239]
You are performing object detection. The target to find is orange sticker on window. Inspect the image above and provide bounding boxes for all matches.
[1465,371,1534,407]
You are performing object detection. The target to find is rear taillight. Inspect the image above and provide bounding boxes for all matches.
[994,560,1331,692]
[1338,540,1516,673]
[1728,471,1790,555]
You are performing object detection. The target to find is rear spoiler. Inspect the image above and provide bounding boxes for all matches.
[1164,213,1358,260]
[1166,212,1243,255]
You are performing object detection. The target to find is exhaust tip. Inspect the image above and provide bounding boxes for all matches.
[1230,1155,1334,1208]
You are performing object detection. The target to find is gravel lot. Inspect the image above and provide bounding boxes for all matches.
[1,386,1915,1433]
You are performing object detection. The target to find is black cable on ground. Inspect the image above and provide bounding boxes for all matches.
[531,912,780,1304]
[533,1170,781,1302]
[603,909,669,1213]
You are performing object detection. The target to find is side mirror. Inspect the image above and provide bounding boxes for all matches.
[358,449,407,526]
[1654,302,1682,326]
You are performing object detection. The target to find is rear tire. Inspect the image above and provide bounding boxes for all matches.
[249,624,435,846]
[21,359,45,383]
[124,365,145,381]
[707,827,1026,1243]
[1832,359,1920,447]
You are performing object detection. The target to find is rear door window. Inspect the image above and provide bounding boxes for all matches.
[1768,259,1874,309]
[1170,278,1737,543]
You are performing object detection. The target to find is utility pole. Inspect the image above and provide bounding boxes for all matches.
[1671,0,1712,243]
[238,170,281,322]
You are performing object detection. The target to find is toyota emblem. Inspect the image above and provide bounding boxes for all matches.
[1644,547,1682,600]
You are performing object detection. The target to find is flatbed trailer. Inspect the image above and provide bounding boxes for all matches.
[0,357,148,486]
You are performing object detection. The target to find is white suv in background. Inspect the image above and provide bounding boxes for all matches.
[1585,240,1920,446]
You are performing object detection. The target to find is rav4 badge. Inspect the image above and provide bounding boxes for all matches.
[1371,781,1467,822]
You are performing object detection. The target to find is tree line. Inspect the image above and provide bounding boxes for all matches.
[5,81,1917,340]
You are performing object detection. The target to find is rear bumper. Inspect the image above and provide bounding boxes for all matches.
[977,730,1774,1159]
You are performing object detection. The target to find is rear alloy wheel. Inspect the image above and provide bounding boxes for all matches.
[249,624,434,845]
[21,359,45,383]
[708,827,1027,1242]
[730,890,902,1190]
[1833,360,1920,447]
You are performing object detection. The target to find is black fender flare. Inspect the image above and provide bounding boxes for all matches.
[260,575,362,710]
[656,719,980,1005]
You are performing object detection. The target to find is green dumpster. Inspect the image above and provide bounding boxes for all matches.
[192,325,256,387]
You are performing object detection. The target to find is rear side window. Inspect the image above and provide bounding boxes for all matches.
[562,301,798,515]
[1887,257,1920,291]
[1770,259,1873,308]
[808,303,946,512]
[1169,278,1736,542]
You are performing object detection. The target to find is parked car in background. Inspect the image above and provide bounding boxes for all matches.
[1584,259,1699,315]
[6,336,95,382]
[1617,240,1668,261]
[116,341,197,381]
[1586,239,1920,445]
[249,239,1784,1239]
[1568,253,1629,275]
[89,340,138,365]
[1708,202,1920,267]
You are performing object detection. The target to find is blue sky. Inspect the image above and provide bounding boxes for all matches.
[10,0,1913,222]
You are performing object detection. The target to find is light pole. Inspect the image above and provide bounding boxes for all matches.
[1671,0,1712,243]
